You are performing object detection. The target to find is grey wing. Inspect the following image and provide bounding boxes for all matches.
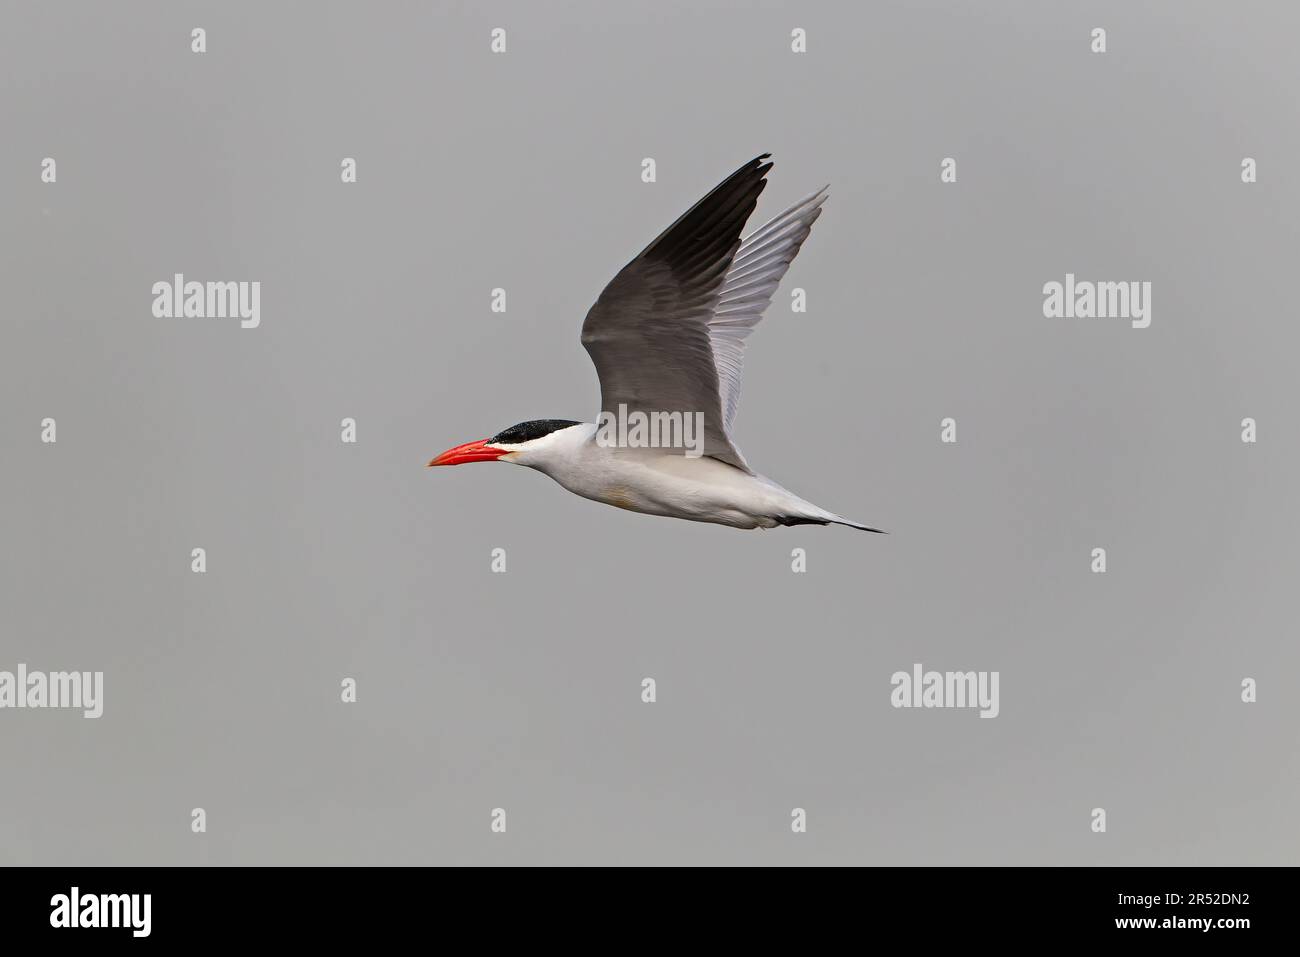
[711,186,827,433]
[580,154,826,472]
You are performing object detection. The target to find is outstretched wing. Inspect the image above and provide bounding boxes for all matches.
[710,186,827,433]
[581,154,825,471]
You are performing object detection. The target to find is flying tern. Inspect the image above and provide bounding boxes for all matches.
[430,154,884,532]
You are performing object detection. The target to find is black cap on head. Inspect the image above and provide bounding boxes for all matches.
[489,419,581,445]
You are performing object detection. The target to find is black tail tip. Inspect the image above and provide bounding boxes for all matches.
[840,521,887,533]
[776,515,888,533]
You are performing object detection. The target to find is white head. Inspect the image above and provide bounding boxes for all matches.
[428,419,592,472]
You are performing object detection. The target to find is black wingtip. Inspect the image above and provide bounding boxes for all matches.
[747,153,773,178]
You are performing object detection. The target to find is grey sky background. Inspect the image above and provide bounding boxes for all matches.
[1,0,1297,865]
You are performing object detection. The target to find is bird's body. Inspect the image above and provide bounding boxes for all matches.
[491,422,866,530]
[430,154,884,534]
